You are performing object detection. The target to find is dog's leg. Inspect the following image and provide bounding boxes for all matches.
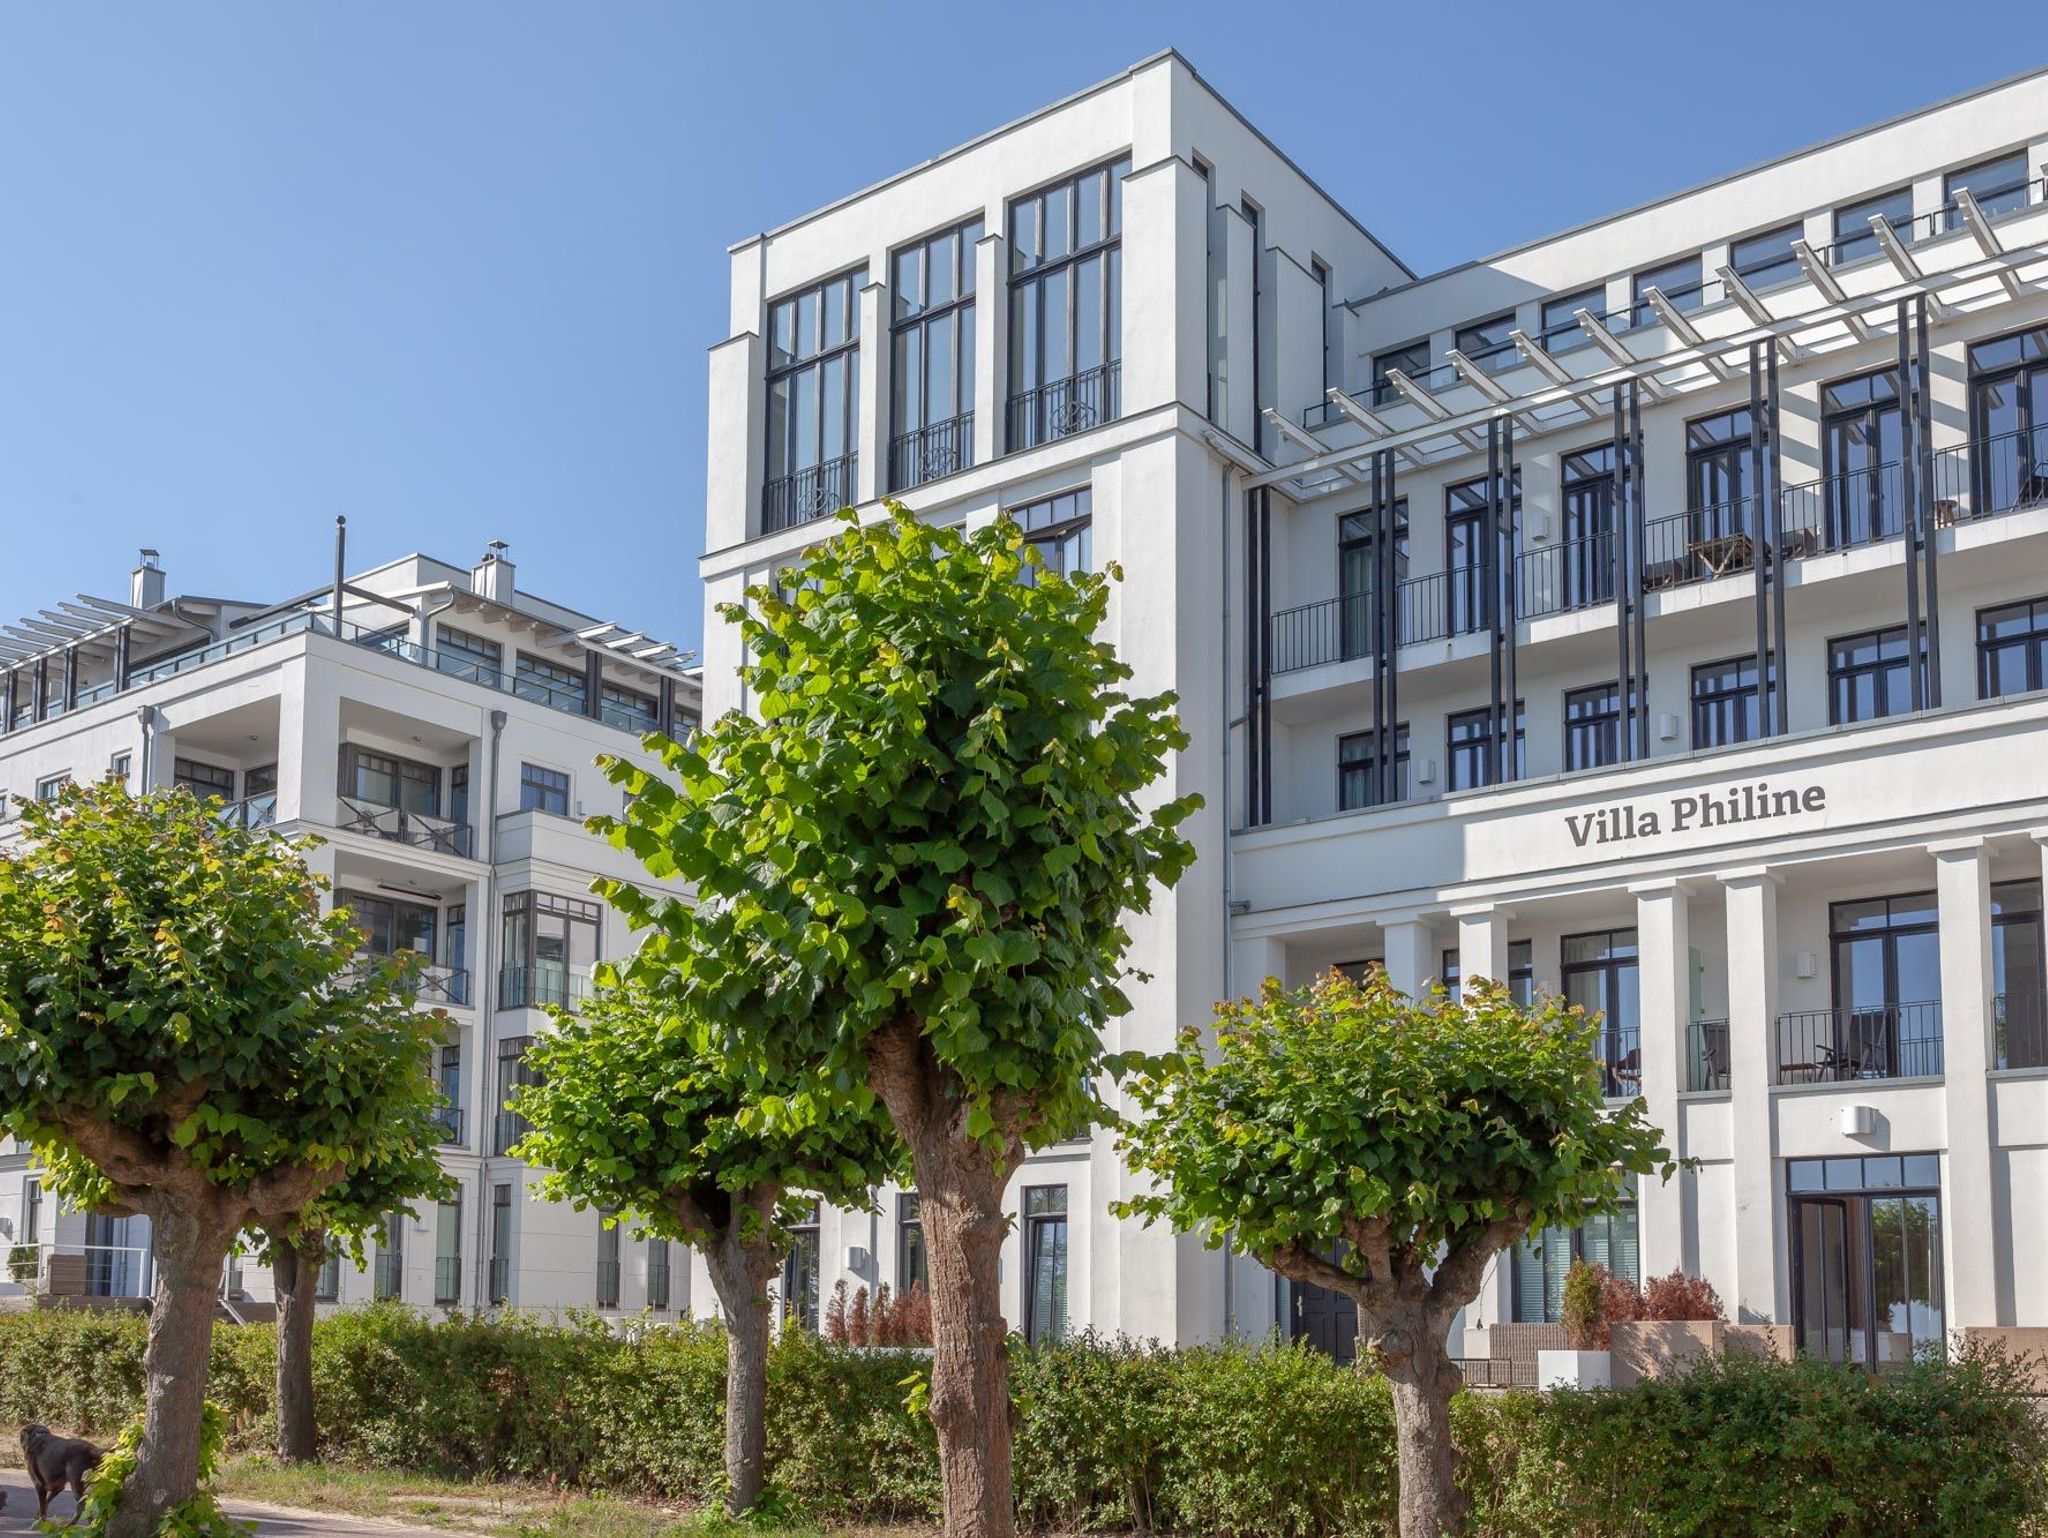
[67,1472,88,1527]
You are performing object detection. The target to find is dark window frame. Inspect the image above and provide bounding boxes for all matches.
[765,266,866,522]
[1446,701,1526,790]
[1828,624,1922,725]
[1011,488,1093,583]
[1338,723,1409,810]
[1691,653,1776,749]
[1944,150,2033,225]
[897,1192,926,1293]
[1540,287,1607,354]
[891,215,985,490]
[519,762,570,815]
[1563,681,1626,771]
[1441,938,1535,1006]
[1730,221,1804,291]
[1007,157,1129,448]
[1978,595,2048,698]
[1022,1184,1069,1346]
[1453,312,1517,374]
[1831,186,1914,265]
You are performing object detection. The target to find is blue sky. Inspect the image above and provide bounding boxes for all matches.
[2,2,2038,656]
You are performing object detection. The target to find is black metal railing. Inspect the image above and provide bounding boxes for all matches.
[762,453,857,534]
[596,1258,622,1310]
[1269,593,1369,674]
[1996,991,2048,1073]
[1932,424,2048,526]
[488,1256,511,1307]
[1781,460,1906,556]
[1451,1357,1514,1389]
[1599,1023,1642,1100]
[889,412,974,491]
[1774,1001,1943,1084]
[336,794,473,858]
[1643,498,1759,590]
[216,793,278,831]
[494,1109,529,1158]
[647,1254,672,1311]
[498,964,593,1013]
[434,1255,462,1307]
[373,1252,403,1302]
[1516,531,1618,619]
[1688,1018,1731,1093]
[432,1105,465,1145]
[1007,361,1120,451]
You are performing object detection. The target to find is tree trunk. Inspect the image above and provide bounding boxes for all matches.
[272,1234,323,1463]
[1372,1304,1467,1538]
[107,1207,235,1538]
[703,1232,779,1516]
[910,1147,1017,1538]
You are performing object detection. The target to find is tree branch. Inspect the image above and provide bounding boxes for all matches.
[1428,1217,1528,1313]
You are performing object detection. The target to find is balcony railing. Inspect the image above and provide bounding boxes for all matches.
[336,794,473,858]
[1688,1018,1731,1093]
[1782,461,1906,556]
[498,964,593,1013]
[1598,1022,1642,1100]
[763,454,857,534]
[373,1252,403,1301]
[1774,1001,1943,1084]
[596,1258,622,1310]
[432,1105,465,1145]
[1643,498,1758,591]
[347,957,470,1009]
[647,1255,672,1311]
[1933,424,2048,526]
[433,1255,462,1307]
[1007,361,1120,451]
[216,793,278,831]
[494,1109,530,1158]
[1996,991,2048,1072]
[1516,531,1618,620]
[488,1256,511,1306]
[889,412,974,491]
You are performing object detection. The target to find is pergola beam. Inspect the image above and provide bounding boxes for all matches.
[1642,287,1735,380]
[1576,310,1670,398]
[1714,266,1808,360]
[1324,389,1429,468]
[1793,239,1873,339]
[1264,408,1371,484]
[1447,349,1544,434]
[1955,189,2022,297]
[1869,217,1952,318]
[1510,328,1576,386]
[1387,368,1487,451]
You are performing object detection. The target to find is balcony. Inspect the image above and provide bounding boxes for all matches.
[890,412,974,492]
[336,794,472,859]
[1688,1018,1731,1093]
[646,1254,672,1311]
[432,1105,465,1145]
[596,1258,622,1310]
[216,793,278,832]
[497,964,593,1013]
[1007,361,1120,452]
[1995,991,2047,1072]
[493,1109,529,1158]
[763,453,857,535]
[348,957,472,1010]
[433,1255,462,1307]
[1598,1022,1642,1100]
[1774,1002,1944,1085]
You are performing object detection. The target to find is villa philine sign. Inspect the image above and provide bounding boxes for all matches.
[1565,781,1827,849]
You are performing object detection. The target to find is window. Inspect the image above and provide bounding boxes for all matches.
[1730,221,1804,291]
[898,1193,926,1292]
[1966,327,2048,518]
[1011,488,1092,583]
[1454,313,1516,374]
[600,682,657,735]
[1371,340,1429,404]
[1831,186,1913,266]
[499,891,601,1011]
[34,773,68,804]
[782,1200,821,1332]
[1337,499,1408,657]
[375,1213,404,1302]
[107,752,132,788]
[1692,655,1775,749]
[1022,1185,1069,1345]
[1513,1178,1638,1323]
[173,757,235,800]
[434,1193,463,1306]
[1446,702,1525,790]
[646,1239,672,1311]
[1821,891,1942,1081]
[335,889,438,964]
[315,1242,341,1304]
[341,746,439,815]
[1994,880,2046,1071]
[891,217,983,490]
[1338,725,1409,811]
[1557,444,1618,609]
[1008,159,1127,450]
[1540,287,1606,354]
[489,1183,513,1304]
[436,625,504,686]
[765,268,864,531]
[1685,406,1762,523]
[1820,369,1904,548]
[596,1209,622,1309]
[1564,682,1625,771]
[519,763,570,815]
[1244,199,1265,452]
[1945,150,2032,225]
[1628,255,1703,329]
[1441,938,1535,1006]
[514,652,586,715]
[445,905,468,991]
[1788,1154,1942,1370]
[1564,929,1641,1099]
[1979,597,2048,698]
[1312,258,1333,396]
[22,1178,41,1248]
[1444,470,1521,635]
[1829,625,1922,725]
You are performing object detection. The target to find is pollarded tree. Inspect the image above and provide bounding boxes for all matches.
[511,974,900,1514]
[596,506,1197,1538]
[1114,969,1676,1538]
[0,782,443,1538]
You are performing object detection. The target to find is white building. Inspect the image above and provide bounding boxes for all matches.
[0,536,701,1321]
[701,50,2048,1366]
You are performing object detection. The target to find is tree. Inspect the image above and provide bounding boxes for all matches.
[257,1131,452,1462]
[512,974,900,1514]
[596,505,1197,1538]
[0,782,443,1537]
[1114,969,1676,1538]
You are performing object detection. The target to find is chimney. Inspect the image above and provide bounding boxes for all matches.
[472,541,515,605]
[130,549,165,609]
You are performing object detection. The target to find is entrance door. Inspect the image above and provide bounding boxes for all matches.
[1789,1155,1944,1371]
[1289,1280,1358,1365]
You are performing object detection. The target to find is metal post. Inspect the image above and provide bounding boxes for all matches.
[331,515,347,638]
[1612,387,1632,762]
[1630,382,1649,759]
[1748,341,1772,734]
[1243,488,1261,826]
[1381,456,1398,806]
[1502,417,1519,782]
[1485,420,1504,785]
[62,647,77,713]
[1898,303,1924,714]
[32,657,47,724]
[582,649,603,721]
[1767,346,1789,735]
[2,669,13,735]
[114,622,132,694]
[1917,296,1942,707]
[1258,487,1273,825]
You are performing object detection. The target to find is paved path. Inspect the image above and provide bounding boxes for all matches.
[0,1467,450,1537]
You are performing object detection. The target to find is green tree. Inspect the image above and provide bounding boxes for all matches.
[597,505,1197,1538]
[513,973,900,1514]
[0,782,442,1537]
[1114,969,1676,1538]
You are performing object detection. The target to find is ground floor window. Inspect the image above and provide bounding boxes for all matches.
[1789,1155,1942,1370]
[782,1201,821,1333]
[897,1193,926,1292]
[1511,1178,1638,1323]
[1023,1185,1069,1345]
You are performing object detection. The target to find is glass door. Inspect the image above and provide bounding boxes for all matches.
[1794,1197,1855,1364]
[1337,501,1408,660]
[1560,445,1617,610]
[1790,1155,1944,1371]
[1830,892,1940,1080]
[1820,371,1904,548]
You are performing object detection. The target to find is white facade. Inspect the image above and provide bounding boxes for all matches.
[0,541,701,1322]
[703,50,2048,1361]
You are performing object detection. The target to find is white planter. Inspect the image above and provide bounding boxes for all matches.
[1537,1348,1613,1391]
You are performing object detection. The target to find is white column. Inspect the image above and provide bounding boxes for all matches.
[1932,838,1998,1328]
[273,654,338,830]
[1633,880,1691,1278]
[1452,905,1511,999]
[973,231,1005,467]
[856,281,887,506]
[704,332,764,548]
[1380,918,1436,999]
[1721,869,1784,1324]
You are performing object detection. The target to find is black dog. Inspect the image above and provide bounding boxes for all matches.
[20,1423,102,1524]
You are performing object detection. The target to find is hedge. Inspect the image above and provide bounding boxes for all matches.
[0,1305,2042,1537]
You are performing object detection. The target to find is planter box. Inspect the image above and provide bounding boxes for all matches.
[1609,1320,1721,1387]
[1538,1348,1612,1391]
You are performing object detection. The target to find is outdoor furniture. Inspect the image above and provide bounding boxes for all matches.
[1688,531,1754,575]
[2019,466,2048,507]
[1779,527,1821,560]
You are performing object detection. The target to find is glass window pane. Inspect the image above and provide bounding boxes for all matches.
[925,317,954,421]
[795,289,820,361]
[1074,255,1102,375]
[1077,171,1104,247]
[928,231,956,308]
[1043,182,1070,261]
[894,247,921,319]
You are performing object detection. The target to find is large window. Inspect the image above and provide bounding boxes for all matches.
[1023,1185,1069,1345]
[434,1193,463,1306]
[1563,682,1625,771]
[1446,702,1525,791]
[1789,1154,1942,1371]
[1337,499,1408,658]
[519,763,570,815]
[596,1209,621,1310]
[782,1200,821,1333]
[1994,880,2046,1072]
[1440,938,1534,1006]
[1944,150,2032,225]
[1540,287,1605,354]
[435,625,503,686]
[1979,596,2048,698]
[1686,406,1761,526]
[341,745,439,814]
[1691,655,1774,749]
[1011,488,1092,583]
[765,268,864,532]
[336,889,438,965]
[1829,625,1921,725]
[1555,444,1617,610]
[1819,369,1904,549]
[600,682,657,735]
[1371,339,1430,404]
[1819,891,1943,1082]
[1454,313,1516,374]
[514,652,586,715]
[489,1183,513,1305]
[1513,1178,1638,1323]
[891,218,983,490]
[375,1213,404,1302]
[647,1239,672,1312]
[1338,725,1409,811]
[1628,255,1703,329]
[494,1035,541,1154]
[1564,929,1641,1099]
[1008,159,1126,450]
[1966,327,2048,518]
[1731,221,1804,291]
[897,1193,926,1293]
[1444,471,1520,635]
[174,757,236,800]
[1831,187,1913,266]
[499,891,601,1010]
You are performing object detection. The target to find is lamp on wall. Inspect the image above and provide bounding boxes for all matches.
[1795,950,1818,979]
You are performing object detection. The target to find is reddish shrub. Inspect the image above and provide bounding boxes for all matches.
[1640,1269,1725,1323]
[847,1285,870,1345]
